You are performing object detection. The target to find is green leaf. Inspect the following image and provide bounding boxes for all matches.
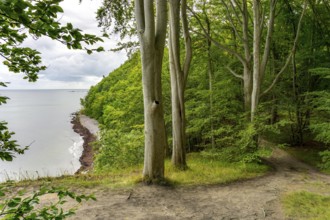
[0,190,5,197]
[96,46,104,52]
[7,198,21,207]
[76,197,82,203]
[67,23,73,30]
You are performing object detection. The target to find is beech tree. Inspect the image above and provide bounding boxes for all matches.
[250,0,306,122]
[168,0,192,169]
[190,0,253,111]
[191,0,306,122]
[134,0,168,180]
[97,0,170,179]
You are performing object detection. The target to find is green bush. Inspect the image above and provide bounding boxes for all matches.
[319,150,330,170]
[94,129,144,171]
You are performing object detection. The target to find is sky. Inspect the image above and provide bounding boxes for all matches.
[0,0,128,90]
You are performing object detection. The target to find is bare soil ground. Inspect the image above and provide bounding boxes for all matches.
[63,148,330,220]
[67,116,330,219]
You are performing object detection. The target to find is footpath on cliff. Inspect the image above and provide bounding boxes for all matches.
[66,115,330,220]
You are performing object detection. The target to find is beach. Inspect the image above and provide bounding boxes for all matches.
[71,113,99,174]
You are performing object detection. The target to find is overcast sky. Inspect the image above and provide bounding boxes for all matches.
[0,0,128,90]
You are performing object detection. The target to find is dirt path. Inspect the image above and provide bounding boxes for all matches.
[66,148,329,220]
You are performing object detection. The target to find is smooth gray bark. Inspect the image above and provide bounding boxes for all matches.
[169,0,192,169]
[251,0,306,122]
[242,0,252,111]
[251,0,277,122]
[192,0,305,122]
[251,0,262,122]
[135,0,167,180]
[203,3,215,148]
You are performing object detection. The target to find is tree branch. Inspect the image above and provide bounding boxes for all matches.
[226,66,244,79]
[220,0,244,44]
[182,0,192,88]
[155,0,167,45]
[260,0,277,79]
[0,53,11,62]
[144,0,155,44]
[261,1,307,98]
[134,0,145,36]
[242,0,251,63]
[231,0,244,17]
[188,6,247,66]
[0,11,98,48]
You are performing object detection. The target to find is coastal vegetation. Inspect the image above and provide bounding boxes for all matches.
[1,0,329,219]
[83,0,330,178]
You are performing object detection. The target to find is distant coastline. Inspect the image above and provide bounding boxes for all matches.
[0,90,87,181]
[71,113,97,174]
[0,89,88,91]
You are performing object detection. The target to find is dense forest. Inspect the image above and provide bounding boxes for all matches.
[82,0,330,179]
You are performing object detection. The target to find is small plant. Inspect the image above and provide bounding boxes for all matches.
[319,150,330,171]
[277,143,290,149]
[0,186,96,219]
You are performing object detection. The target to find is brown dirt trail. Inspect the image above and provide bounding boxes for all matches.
[68,148,330,220]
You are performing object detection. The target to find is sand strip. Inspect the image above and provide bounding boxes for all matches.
[71,113,99,173]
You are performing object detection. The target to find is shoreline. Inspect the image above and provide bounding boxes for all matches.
[71,113,97,174]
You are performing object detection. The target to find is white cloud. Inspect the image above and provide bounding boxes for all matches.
[0,0,127,89]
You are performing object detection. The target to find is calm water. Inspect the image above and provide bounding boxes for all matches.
[0,90,87,182]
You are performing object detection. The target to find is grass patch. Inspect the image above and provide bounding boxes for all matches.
[1,152,270,190]
[282,191,330,220]
[286,147,330,174]
[1,166,144,190]
[165,152,270,186]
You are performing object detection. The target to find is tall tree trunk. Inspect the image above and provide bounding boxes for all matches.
[270,46,279,124]
[204,5,215,149]
[243,64,252,111]
[242,0,252,111]
[251,0,276,122]
[135,0,167,181]
[169,51,186,168]
[251,0,262,122]
[207,42,215,149]
[292,51,304,145]
[169,0,192,169]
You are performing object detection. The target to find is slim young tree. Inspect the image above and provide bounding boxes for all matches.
[168,0,192,169]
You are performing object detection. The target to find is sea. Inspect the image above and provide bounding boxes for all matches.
[0,89,88,182]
